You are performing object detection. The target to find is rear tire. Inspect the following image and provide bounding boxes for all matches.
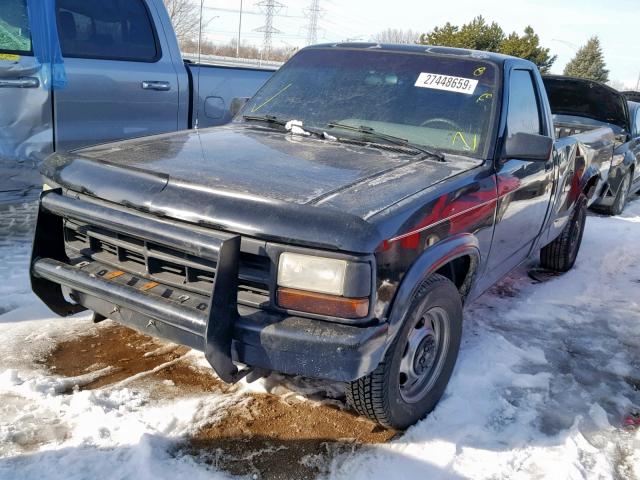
[540,195,587,272]
[346,274,462,429]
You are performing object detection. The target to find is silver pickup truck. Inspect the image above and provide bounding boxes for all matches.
[0,0,275,167]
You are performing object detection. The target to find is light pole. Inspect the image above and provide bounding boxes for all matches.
[551,38,579,52]
[236,0,243,58]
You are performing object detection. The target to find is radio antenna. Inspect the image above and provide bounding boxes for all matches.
[195,0,205,129]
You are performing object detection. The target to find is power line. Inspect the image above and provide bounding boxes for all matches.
[255,0,284,59]
[203,5,304,19]
[305,0,321,45]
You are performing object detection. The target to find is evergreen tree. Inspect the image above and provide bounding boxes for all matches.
[421,16,503,52]
[500,27,557,74]
[420,17,556,72]
[563,36,609,83]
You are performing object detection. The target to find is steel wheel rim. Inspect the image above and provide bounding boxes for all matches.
[398,306,450,403]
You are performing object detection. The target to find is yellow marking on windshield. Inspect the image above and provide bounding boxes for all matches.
[476,93,493,103]
[452,132,478,151]
[251,83,293,113]
[473,66,486,76]
[0,53,20,62]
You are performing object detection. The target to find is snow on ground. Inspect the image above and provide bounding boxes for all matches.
[0,195,638,479]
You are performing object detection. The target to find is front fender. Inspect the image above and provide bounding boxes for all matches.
[383,233,480,348]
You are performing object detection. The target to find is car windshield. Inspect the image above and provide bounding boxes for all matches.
[242,48,500,159]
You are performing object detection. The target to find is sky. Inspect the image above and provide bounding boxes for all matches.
[200,0,640,89]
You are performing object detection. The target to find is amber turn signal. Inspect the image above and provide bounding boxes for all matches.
[277,287,369,319]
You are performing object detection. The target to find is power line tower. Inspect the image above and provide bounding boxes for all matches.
[305,0,321,45]
[255,0,283,59]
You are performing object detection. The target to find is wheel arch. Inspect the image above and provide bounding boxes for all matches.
[580,167,601,200]
[384,233,480,346]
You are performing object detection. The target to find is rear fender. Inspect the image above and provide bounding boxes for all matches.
[383,233,480,350]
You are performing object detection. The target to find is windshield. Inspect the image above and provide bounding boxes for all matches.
[242,48,500,159]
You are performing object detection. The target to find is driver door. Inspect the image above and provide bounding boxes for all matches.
[485,68,554,280]
[0,0,53,165]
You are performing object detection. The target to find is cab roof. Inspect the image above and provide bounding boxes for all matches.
[305,42,534,69]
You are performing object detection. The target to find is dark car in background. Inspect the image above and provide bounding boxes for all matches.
[625,101,640,194]
[544,76,640,215]
[623,91,640,103]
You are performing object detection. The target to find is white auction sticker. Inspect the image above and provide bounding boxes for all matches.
[414,73,478,95]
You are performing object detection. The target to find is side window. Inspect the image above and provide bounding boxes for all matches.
[0,0,31,54]
[56,0,159,62]
[635,109,640,137]
[506,70,542,136]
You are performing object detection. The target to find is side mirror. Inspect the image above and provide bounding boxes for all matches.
[230,97,250,118]
[502,132,553,161]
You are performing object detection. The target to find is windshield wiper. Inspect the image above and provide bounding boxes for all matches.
[327,122,446,162]
[244,114,330,138]
[242,114,287,126]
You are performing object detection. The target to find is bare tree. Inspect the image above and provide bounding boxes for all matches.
[181,37,296,62]
[371,28,420,45]
[163,0,202,44]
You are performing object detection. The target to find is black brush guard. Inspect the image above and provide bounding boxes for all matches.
[30,190,248,383]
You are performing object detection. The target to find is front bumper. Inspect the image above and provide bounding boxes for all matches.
[30,191,388,383]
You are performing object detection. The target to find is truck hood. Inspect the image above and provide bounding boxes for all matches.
[43,124,479,252]
[543,76,629,131]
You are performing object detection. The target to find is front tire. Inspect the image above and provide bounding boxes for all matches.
[346,274,462,429]
[540,195,587,272]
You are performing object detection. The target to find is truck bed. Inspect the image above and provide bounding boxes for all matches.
[186,62,276,128]
[555,125,615,206]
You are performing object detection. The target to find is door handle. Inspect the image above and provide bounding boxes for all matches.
[141,81,171,91]
[0,77,40,88]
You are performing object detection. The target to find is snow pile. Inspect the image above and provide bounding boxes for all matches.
[0,347,240,480]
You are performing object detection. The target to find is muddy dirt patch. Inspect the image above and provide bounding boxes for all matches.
[44,321,233,397]
[43,321,190,390]
[44,322,396,479]
[132,358,233,400]
[185,393,396,480]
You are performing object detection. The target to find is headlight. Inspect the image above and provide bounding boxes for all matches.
[612,154,625,167]
[276,252,371,319]
[277,253,347,295]
[42,183,54,191]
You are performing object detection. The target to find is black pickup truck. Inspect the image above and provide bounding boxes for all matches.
[31,44,614,429]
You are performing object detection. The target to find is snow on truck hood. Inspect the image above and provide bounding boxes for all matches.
[42,124,479,251]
